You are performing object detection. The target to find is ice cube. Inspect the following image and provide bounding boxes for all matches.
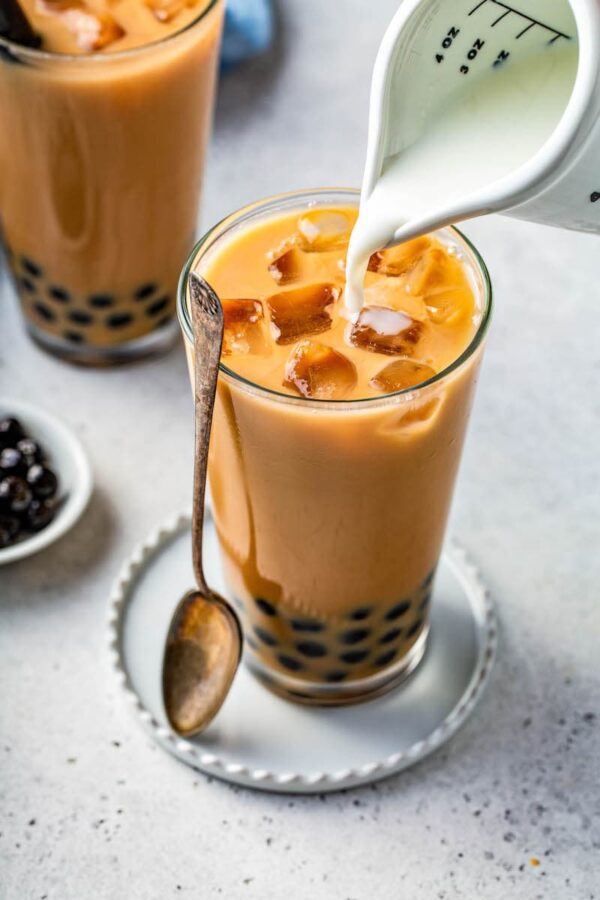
[370,359,436,393]
[362,280,428,321]
[38,1,125,51]
[407,247,457,296]
[425,289,469,325]
[368,236,431,277]
[267,284,339,345]
[145,0,191,23]
[222,299,267,356]
[267,247,304,285]
[349,306,424,356]
[284,340,357,400]
[297,211,352,253]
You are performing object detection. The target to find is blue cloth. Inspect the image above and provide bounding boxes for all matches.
[220,0,274,69]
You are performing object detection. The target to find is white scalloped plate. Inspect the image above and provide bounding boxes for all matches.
[108,512,497,794]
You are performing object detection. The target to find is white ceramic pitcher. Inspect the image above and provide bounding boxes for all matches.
[363,0,600,244]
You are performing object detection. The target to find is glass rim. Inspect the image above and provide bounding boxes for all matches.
[177,187,493,410]
[0,0,221,64]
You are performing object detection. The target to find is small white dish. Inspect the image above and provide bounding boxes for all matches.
[109,511,497,794]
[0,399,93,565]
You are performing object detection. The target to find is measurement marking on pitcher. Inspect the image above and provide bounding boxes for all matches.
[468,0,572,43]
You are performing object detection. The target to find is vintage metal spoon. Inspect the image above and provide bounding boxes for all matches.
[162,273,242,738]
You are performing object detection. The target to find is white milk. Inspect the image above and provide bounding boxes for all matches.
[345,41,578,312]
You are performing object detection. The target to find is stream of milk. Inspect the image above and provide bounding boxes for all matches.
[345,40,578,312]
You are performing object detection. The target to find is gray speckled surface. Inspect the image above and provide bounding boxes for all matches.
[1,1,599,897]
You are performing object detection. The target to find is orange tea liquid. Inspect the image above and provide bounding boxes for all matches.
[0,0,223,364]
[182,193,490,703]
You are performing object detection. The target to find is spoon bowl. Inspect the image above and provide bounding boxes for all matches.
[163,589,242,736]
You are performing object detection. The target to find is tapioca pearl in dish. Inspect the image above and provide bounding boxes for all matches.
[0,514,20,548]
[16,438,43,467]
[0,447,25,476]
[0,416,61,548]
[0,418,24,448]
[27,464,58,499]
[0,476,32,513]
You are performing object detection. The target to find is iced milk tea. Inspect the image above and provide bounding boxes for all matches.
[179,189,491,704]
[0,0,223,364]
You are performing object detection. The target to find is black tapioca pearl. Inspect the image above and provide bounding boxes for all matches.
[406,619,424,639]
[422,569,435,588]
[339,628,370,646]
[290,618,323,633]
[295,641,327,659]
[340,650,368,665]
[33,302,55,322]
[254,626,277,647]
[19,276,36,294]
[147,295,170,317]
[255,597,277,616]
[21,257,42,278]
[278,654,303,672]
[385,600,410,622]
[157,315,173,328]
[375,649,398,667]
[106,312,133,329]
[379,628,402,645]
[419,592,431,612]
[133,282,157,301]
[325,671,347,683]
[89,294,115,309]
[64,331,84,344]
[245,636,259,651]
[48,286,70,303]
[67,310,93,326]
[350,607,372,621]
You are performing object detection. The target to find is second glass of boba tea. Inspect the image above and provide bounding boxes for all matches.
[0,0,224,365]
[178,189,492,706]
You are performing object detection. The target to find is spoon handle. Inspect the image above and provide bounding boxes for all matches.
[0,0,41,48]
[189,273,224,597]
